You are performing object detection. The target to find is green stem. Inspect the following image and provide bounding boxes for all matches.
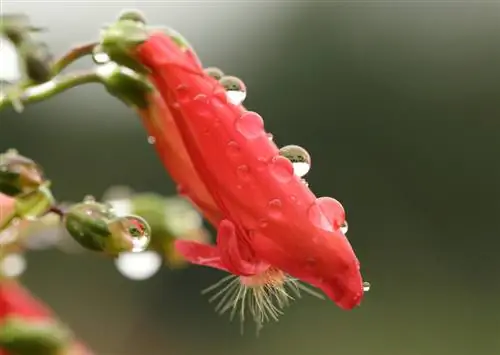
[51,42,98,75]
[0,70,101,111]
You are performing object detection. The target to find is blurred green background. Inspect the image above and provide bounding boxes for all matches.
[1,2,500,355]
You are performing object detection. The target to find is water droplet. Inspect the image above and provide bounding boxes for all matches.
[0,253,27,278]
[204,67,224,80]
[120,215,151,252]
[115,251,162,280]
[279,145,311,177]
[235,111,265,139]
[147,136,156,144]
[269,155,294,183]
[220,75,247,105]
[226,141,241,159]
[175,84,190,103]
[93,52,110,64]
[289,195,297,203]
[267,199,282,218]
[267,133,274,141]
[363,281,371,292]
[301,179,309,187]
[341,221,348,234]
[236,165,251,181]
[307,197,345,232]
[83,195,96,204]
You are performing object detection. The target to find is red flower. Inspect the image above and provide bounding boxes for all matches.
[135,33,366,324]
[0,281,94,355]
[0,280,52,320]
[137,89,221,226]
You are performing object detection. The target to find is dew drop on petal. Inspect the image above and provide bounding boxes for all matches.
[0,253,27,278]
[269,155,294,183]
[307,197,345,232]
[220,75,247,105]
[267,133,274,141]
[235,111,265,139]
[115,251,162,280]
[267,199,283,218]
[341,220,348,234]
[279,145,311,177]
[120,215,151,252]
[147,136,156,144]
[226,141,241,159]
[363,281,371,292]
[236,165,251,182]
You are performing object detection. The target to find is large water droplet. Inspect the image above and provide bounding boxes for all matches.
[269,155,294,183]
[307,197,345,232]
[115,251,162,280]
[119,215,151,252]
[235,111,265,139]
[363,281,371,292]
[341,221,348,234]
[279,145,311,177]
[220,75,247,105]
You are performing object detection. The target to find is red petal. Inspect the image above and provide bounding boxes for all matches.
[174,240,228,272]
[216,219,260,276]
[137,91,221,226]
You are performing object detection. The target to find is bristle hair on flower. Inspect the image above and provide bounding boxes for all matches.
[202,269,324,334]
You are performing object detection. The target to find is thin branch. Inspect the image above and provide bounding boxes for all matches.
[51,42,99,75]
[0,70,101,111]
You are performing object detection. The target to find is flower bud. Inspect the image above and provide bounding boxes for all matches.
[0,150,44,198]
[0,317,73,355]
[64,197,151,255]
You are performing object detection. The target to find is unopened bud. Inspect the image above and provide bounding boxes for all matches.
[0,149,44,198]
[64,198,151,255]
[0,317,72,355]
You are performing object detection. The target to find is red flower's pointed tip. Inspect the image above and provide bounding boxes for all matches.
[317,263,367,310]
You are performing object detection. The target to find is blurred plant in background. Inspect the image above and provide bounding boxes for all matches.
[0,150,209,354]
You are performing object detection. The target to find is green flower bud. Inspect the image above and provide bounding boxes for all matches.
[0,149,44,198]
[64,197,151,255]
[0,317,73,355]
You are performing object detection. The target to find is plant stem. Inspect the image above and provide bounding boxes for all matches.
[51,42,99,75]
[0,70,101,111]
